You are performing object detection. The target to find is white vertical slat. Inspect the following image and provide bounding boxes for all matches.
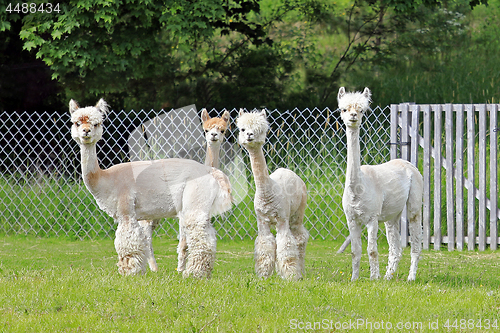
[410,104,420,166]
[490,104,498,250]
[445,104,455,250]
[400,104,409,247]
[455,104,465,251]
[434,105,442,250]
[478,105,487,251]
[422,105,432,250]
[401,104,410,160]
[410,105,420,249]
[466,104,476,250]
[390,105,399,160]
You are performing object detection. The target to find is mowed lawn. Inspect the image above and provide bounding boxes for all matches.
[0,235,499,332]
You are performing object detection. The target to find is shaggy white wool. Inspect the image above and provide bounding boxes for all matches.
[237,109,309,281]
[69,99,108,125]
[337,88,372,112]
[236,110,269,133]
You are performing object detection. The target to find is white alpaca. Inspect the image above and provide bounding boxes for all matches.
[236,110,309,280]
[201,109,230,169]
[69,99,232,278]
[338,87,423,281]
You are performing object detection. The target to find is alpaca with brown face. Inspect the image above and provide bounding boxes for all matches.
[201,109,230,169]
[69,99,232,278]
[338,87,423,281]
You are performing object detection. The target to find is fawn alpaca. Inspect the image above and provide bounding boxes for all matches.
[201,109,230,169]
[70,99,232,278]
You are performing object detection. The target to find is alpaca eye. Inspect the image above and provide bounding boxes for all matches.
[341,109,347,113]
[204,129,208,133]
[241,128,245,132]
[76,121,81,127]
[221,130,225,134]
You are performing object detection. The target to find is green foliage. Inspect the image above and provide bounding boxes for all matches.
[355,0,500,105]
[13,0,269,110]
[2,0,497,111]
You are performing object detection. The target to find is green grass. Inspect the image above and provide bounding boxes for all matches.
[1,236,499,332]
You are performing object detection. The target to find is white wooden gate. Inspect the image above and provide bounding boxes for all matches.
[392,103,499,251]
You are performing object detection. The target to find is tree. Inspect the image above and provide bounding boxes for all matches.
[12,0,269,110]
[1,0,489,111]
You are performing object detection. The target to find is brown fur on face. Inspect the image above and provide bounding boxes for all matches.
[201,109,230,132]
[203,118,228,132]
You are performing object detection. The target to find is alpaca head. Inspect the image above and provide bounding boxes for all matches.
[201,109,230,148]
[69,99,109,145]
[337,87,371,128]
[236,109,269,149]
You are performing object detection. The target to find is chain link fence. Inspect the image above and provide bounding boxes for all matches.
[0,106,392,240]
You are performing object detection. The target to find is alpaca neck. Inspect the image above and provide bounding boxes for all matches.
[246,145,272,191]
[345,126,363,187]
[80,143,102,186]
[205,144,220,169]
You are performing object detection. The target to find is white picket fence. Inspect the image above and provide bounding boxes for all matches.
[392,103,499,251]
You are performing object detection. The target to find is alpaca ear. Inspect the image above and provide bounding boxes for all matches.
[259,109,267,119]
[221,110,230,124]
[69,99,79,114]
[363,87,371,100]
[239,108,245,118]
[338,87,346,100]
[201,108,210,123]
[95,99,109,115]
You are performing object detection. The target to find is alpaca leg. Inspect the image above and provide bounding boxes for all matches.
[177,215,188,273]
[138,219,158,272]
[349,222,362,281]
[406,176,423,281]
[290,192,309,277]
[114,217,148,276]
[254,214,276,278]
[384,216,402,280]
[276,220,301,280]
[407,212,423,281]
[291,224,309,277]
[183,211,217,279]
[366,221,380,280]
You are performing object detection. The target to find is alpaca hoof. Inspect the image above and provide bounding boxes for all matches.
[117,254,146,276]
[148,259,158,272]
[183,252,214,279]
[255,254,275,279]
[277,257,301,281]
[183,268,211,279]
[177,262,186,273]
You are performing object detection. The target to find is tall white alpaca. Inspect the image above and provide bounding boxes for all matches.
[338,87,423,281]
[201,109,230,169]
[236,110,309,280]
[69,99,232,278]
